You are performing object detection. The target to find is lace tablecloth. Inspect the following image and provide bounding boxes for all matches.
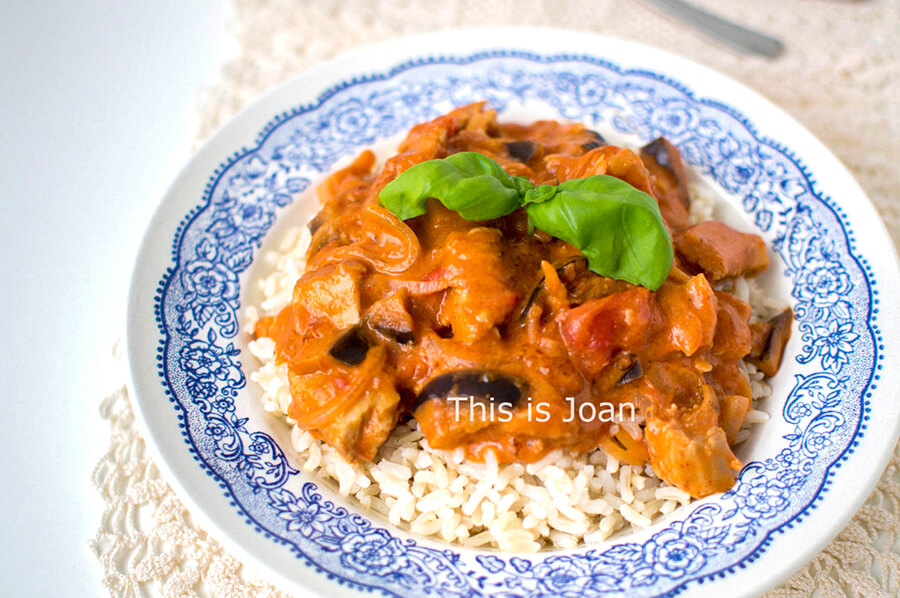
[91,1,900,595]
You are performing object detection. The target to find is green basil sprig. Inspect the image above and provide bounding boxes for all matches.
[378,151,673,290]
[379,151,532,221]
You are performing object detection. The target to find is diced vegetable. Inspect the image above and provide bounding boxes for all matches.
[748,307,794,376]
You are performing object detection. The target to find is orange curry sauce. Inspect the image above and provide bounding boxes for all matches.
[254,103,791,498]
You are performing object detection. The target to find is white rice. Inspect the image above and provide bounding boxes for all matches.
[243,175,780,552]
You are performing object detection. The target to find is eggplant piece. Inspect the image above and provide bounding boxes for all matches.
[366,290,416,345]
[641,138,679,172]
[747,308,793,377]
[639,137,691,211]
[412,370,528,410]
[582,130,607,151]
[328,326,370,366]
[556,255,589,280]
[435,326,454,339]
[505,140,539,163]
[307,226,340,258]
[375,327,414,345]
[514,256,587,323]
[618,360,643,385]
[516,281,545,323]
[639,137,692,229]
[307,211,326,235]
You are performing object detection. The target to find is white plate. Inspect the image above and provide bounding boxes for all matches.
[126,28,900,597]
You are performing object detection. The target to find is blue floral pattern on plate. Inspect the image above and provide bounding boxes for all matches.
[152,51,882,596]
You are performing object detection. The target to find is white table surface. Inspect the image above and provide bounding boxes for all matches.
[0,2,232,594]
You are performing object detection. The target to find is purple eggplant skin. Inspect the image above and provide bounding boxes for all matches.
[505,140,539,163]
[748,307,794,377]
[582,130,607,151]
[307,211,326,235]
[617,360,643,385]
[374,325,415,345]
[328,326,370,365]
[640,138,676,170]
[513,256,588,324]
[412,369,528,411]
[639,137,691,210]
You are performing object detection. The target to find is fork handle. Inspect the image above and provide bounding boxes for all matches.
[639,0,785,58]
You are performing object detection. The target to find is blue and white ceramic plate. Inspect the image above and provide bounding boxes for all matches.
[127,29,900,597]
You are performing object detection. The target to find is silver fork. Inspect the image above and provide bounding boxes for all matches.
[638,0,785,58]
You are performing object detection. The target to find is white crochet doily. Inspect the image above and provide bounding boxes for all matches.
[91,1,900,595]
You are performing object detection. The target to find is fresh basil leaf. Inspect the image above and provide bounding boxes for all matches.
[378,151,673,290]
[524,175,673,290]
[522,184,557,206]
[378,152,533,221]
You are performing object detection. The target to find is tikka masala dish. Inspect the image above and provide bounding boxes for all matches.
[254,103,792,499]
